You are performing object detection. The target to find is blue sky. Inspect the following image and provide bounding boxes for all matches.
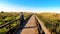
[0,0,60,13]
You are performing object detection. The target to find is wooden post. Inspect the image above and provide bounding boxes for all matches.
[8,24,11,34]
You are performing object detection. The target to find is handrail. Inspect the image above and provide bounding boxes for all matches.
[0,19,20,34]
[35,15,51,34]
[0,19,19,28]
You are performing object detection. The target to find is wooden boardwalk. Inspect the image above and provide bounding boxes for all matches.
[2,14,50,34]
[14,15,51,34]
[0,13,51,34]
[15,15,38,34]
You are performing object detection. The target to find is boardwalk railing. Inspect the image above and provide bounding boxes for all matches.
[0,19,20,34]
[35,15,51,34]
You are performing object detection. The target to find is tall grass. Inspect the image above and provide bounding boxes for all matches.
[37,13,60,34]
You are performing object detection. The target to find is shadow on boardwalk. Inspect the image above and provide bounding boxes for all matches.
[14,14,32,34]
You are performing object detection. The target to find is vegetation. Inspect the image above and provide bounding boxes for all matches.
[37,13,60,34]
[1,12,60,34]
[0,12,31,34]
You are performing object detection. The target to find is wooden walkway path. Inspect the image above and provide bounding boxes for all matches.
[15,15,51,34]
[15,15,38,34]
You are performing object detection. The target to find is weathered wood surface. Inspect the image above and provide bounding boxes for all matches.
[15,15,38,34]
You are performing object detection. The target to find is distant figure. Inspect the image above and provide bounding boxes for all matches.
[20,12,24,26]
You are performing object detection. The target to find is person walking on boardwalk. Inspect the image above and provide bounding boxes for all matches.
[20,12,24,27]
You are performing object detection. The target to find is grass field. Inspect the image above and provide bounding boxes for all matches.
[37,13,60,34]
